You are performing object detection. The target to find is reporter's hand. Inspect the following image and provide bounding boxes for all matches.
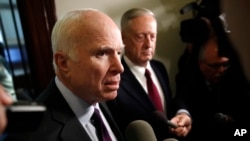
[0,85,13,134]
[169,113,192,137]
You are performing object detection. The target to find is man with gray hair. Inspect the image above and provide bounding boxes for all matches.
[5,8,125,141]
[107,8,191,141]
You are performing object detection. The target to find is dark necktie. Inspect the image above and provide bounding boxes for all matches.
[145,69,164,112]
[91,108,112,141]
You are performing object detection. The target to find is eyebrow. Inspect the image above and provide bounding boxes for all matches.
[99,45,124,51]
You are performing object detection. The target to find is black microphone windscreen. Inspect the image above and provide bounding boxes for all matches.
[125,120,157,141]
[153,111,178,128]
[163,138,179,141]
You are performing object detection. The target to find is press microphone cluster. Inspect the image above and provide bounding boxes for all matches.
[153,111,178,129]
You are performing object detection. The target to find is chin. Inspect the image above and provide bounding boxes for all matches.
[105,91,118,100]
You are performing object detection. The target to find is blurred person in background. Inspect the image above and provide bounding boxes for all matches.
[0,84,13,135]
[175,0,250,140]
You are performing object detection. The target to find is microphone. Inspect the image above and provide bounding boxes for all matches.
[163,138,179,141]
[153,111,178,129]
[125,120,157,141]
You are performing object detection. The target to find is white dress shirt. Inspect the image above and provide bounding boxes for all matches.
[123,55,166,111]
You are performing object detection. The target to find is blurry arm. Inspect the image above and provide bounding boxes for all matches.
[0,84,13,134]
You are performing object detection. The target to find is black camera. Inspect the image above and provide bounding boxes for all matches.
[5,101,46,133]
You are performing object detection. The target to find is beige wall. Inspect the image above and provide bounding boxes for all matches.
[55,0,194,96]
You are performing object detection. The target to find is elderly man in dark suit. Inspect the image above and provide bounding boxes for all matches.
[5,9,125,141]
[107,8,191,141]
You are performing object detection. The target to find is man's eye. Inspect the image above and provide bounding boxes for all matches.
[150,34,156,41]
[136,34,145,41]
[96,52,106,57]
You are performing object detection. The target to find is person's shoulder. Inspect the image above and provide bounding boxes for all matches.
[150,59,164,65]
[35,79,58,103]
[150,59,166,69]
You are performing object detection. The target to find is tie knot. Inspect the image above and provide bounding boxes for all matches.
[92,108,101,121]
[145,69,151,78]
[94,108,100,115]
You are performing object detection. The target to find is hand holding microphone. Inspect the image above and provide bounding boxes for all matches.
[169,112,192,137]
[153,111,178,129]
[153,111,191,137]
[125,120,179,141]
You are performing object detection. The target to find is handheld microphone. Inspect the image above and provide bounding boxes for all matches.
[125,120,157,141]
[153,111,178,129]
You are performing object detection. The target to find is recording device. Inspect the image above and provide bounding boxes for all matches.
[179,0,223,44]
[180,1,198,15]
[153,111,178,129]
[180,0,221,18]
[180,18,210,43]
[5,100,46,132]
[125,120,157,141]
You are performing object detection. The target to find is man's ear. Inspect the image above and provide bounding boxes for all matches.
[54,52,69,72]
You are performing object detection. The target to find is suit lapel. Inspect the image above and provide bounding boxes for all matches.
[100,102,125,141]
[121,58,156,110]
[43,80,92,141]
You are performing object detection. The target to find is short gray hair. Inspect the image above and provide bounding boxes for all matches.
[120,8,155,31]
[51,9,98,71]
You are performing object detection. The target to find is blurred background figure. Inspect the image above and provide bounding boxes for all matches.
[221,0,250,84]
[0,43,16,101]
[175,0,250,140]
[0,84,13,135]
[0,62,16,101]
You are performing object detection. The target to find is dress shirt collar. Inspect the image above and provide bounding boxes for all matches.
[123,55,154,75]
[55,77,96,126]
[124,55,154,86]
[55,77,117,141]
[124,55,147,74]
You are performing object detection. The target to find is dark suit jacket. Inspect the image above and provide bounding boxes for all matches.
[5,79,124,141]
[107,57,175,141]
[175,61,250,141]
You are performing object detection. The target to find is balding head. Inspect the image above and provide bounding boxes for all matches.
[51,9,120,70]
[51,9,123,103]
